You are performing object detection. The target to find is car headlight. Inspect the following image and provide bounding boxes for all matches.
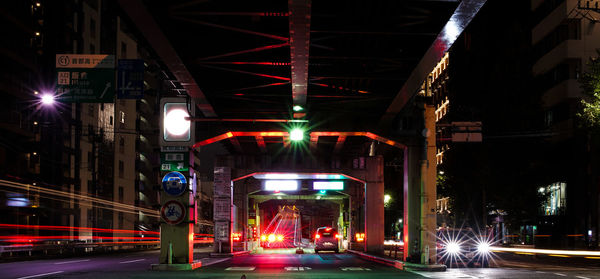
[446,242,461,254]
[477,242,491,254]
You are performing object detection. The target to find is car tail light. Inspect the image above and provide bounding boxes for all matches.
[277,235,284,242]
[268,234,276,242]
[260,235,266,242]
[315,234,321,239]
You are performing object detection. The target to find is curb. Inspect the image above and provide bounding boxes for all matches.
[151,260,202,271]
[346,249,446,271]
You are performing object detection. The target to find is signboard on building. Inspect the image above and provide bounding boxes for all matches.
[56,54,115,103]
[160,152,189,172]
[214,167,231,197]
[160,200,186,225]
[161,171,187,196]
[214,197,231,220]
[214,220,230,242]
[117,59,144,99]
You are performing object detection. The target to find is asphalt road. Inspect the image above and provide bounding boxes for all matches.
[2,248,600,279]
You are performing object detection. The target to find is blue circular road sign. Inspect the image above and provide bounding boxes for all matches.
[161,171,187,196]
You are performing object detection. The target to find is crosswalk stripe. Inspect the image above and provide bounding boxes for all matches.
[225,267,256,271]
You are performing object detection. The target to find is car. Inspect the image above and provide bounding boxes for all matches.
[314,227,342,253]
[437,228,494,268]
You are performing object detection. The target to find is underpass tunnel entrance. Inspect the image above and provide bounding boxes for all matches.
[230,174,366,254]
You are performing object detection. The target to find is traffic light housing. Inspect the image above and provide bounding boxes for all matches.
[159,97,195,146]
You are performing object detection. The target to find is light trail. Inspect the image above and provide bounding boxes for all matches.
[491,246,600,257]
[0,224,160,235]
[0,179,159,217]
[2,235,159,242]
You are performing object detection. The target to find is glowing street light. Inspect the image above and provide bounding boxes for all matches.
[384,194,391,205]
[40,94,55,106]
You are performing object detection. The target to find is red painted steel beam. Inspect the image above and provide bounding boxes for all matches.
[309,133,319,152]
[173,16,289,41]
[192,131,289,149]
[171,11,289,17]
[192,131,405,149]
[310,82,370,94]
[198,61,291,66]
[118,0,217,117]
[198,64,290,81]
[229,137,243,153]
[255,136,267,153]
[288,0,312,109]
[217,82,290,94]
[197,42,289,61]
[333,136,346,153]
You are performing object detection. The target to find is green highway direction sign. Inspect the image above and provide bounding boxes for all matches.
[160,152,189,172]
[56,54,116,103]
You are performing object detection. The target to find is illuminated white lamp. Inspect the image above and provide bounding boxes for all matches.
[164,108,190,136]
[313,181,344,190]
[40,94,55,105]
[264,180,298,191]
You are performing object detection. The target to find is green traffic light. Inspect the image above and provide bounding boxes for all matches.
[290,128,304,141]
[293,105,303,112]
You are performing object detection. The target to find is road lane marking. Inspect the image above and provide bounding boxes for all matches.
[17,271,64,279]
[576,276,591,279]
[119,259,146,264]
[341,267,371,271]
[225,267,255,271]
[200,257,230,266]
[554,273,566,277]
[54,259,90,265]
[284,267,312,271]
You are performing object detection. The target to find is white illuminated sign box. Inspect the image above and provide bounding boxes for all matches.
[313,181,344,190]
[264,180,299,191]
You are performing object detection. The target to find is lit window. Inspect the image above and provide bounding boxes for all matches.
[120,111,125,123]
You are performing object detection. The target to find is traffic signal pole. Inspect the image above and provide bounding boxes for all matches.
[152,97,200,271]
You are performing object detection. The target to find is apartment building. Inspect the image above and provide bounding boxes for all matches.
[531,0,600,248]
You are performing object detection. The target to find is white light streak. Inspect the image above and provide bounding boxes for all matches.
[491,246,600,256]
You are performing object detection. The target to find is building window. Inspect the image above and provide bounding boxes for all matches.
[533,19,581,61]
[118,160,124,178]
[118,186,124,203]
[540,182,566,215]
[120,111,125,123]
[109,116,113,126]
